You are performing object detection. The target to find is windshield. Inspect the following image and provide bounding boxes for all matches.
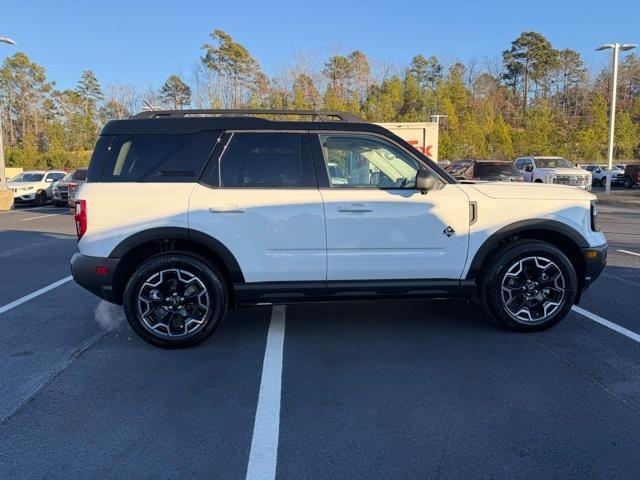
[476,162,521,176]
[10,173,44,182]
[534,158,573,168]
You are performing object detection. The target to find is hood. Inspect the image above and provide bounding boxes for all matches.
[535,167,591,176]
[469,182,595,200]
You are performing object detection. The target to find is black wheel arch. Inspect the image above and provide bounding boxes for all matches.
[467,219,589,296]
[108,227,244,304]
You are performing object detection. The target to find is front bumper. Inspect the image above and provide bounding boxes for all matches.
[13,192,36,202]
[581,243,607,290]
[70,253,122,304]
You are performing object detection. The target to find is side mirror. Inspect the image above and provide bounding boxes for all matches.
[416,170,438,194]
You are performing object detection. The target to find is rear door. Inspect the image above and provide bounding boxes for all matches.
[189,131,326,284]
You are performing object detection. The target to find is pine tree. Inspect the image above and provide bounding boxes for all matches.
[160,75,192,109]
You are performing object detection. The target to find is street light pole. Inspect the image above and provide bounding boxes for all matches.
[0,36,17,193]
[596,42,637,194]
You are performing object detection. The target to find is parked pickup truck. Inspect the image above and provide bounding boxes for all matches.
[515,157,591,191]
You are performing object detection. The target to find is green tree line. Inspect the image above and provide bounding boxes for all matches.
[1,30,639,169]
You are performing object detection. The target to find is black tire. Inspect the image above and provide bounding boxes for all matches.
[35,191,47,206]
[623,178,632,188]
[123,253,228,348]
[479,240,578,332]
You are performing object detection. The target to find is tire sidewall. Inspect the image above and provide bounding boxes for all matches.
[123,254,227,348]
[482,241,578,331]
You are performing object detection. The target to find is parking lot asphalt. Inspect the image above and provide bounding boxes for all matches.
[0,203,639,479]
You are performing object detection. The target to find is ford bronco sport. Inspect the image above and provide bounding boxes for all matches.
[70,109,607,348]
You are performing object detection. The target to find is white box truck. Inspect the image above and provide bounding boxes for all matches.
[376,122,439,162]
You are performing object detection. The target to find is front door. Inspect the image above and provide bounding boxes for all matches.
[315,133,470,282]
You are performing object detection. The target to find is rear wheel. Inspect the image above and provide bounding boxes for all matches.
[123,254,228,348]
[480,240,577,332]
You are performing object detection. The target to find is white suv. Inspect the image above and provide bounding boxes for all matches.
[71,110,607,348]
[515,156,592,190]
[8,170,66,205]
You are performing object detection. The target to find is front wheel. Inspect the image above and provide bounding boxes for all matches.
[480,241,578,332]
[35,191,47,206]
[123,254,228,348]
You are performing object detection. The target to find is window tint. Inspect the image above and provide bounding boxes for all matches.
[220,133,303,188]
[100,132,219,182]
[72,169,87,181]
[514,159,525,169]
[320,134,420,188]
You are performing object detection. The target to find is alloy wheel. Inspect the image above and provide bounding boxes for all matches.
[500,256,565,323]
[137,268,211,339]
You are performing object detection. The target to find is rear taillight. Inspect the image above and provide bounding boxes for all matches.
[74,200,87,240]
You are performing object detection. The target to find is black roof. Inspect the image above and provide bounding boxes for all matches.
[101,109,394,136]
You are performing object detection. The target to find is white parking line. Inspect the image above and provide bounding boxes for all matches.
[572,305,640,343]
[21,213,68,221]
[618,249,640,258]
[246,305,286,480]
[0,276,73,315]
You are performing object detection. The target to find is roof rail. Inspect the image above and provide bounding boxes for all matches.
[132,109,365,123]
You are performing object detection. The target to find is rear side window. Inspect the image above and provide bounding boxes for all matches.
[72,169,87,181]
[220,133,306,188]
[100,132,219,182]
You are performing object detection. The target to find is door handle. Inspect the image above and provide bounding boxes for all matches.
[337,203,373,213]
[208,205,246,213]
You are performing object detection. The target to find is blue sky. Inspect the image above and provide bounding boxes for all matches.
[2,0,639,90]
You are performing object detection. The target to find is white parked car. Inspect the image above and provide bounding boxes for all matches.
[515,157,591,191]
[582,164,626,187]
[71,110,607,348]
[7,170,66,205]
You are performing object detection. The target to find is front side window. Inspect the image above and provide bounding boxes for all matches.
[220,133,303,188]
[514,159,526,169]
[319,134,420,188]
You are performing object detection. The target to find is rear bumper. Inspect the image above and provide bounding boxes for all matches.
[581,243,607,290]
[70,253,122,304]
